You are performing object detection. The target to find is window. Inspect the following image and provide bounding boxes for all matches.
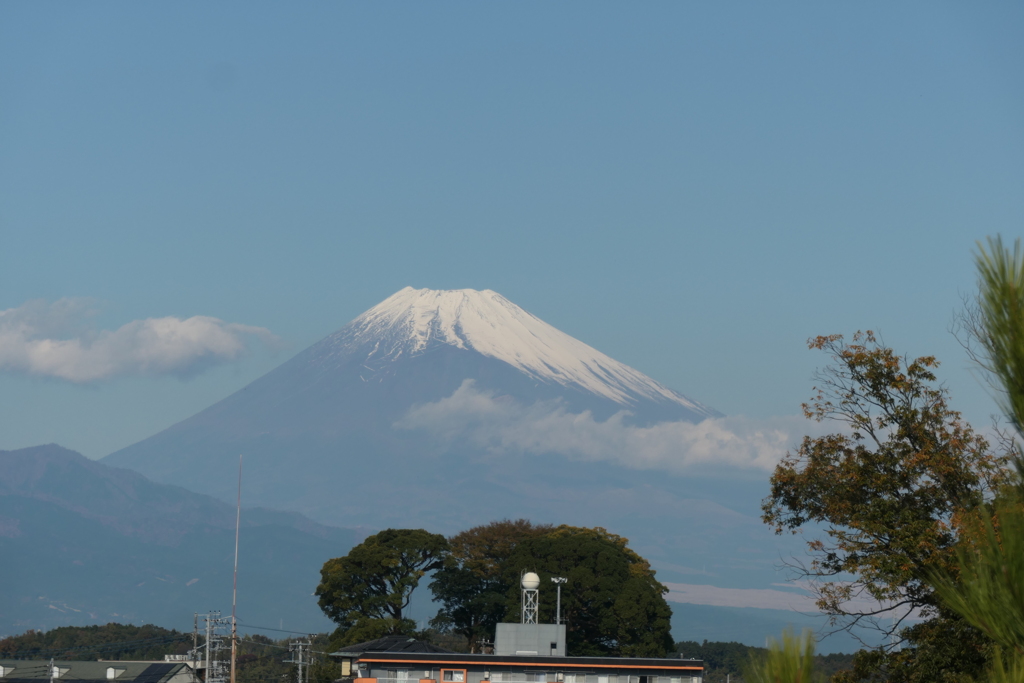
[442,671,465,682]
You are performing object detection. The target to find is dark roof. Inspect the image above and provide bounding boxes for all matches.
[333,636,456,655]
[336,651,703,671]
[0,661,188,683]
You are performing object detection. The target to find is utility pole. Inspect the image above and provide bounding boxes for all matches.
[550,577,567,625]
[200,611,228,683]
[286,639,311,683]
[48,658,55,683]
[191,614,199,683]
[206,612,215,682]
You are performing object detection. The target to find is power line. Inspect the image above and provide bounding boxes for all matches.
[235,625,323,637]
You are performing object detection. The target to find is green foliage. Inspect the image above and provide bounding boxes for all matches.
[762,332,1007,633]
[501,525,673,657]
[308,656,341,683]
[430,519,552,652]
[831,610,991,683]
[969,236,1024,441]
[743,629,817,683]
[326,617,418,650]
[416,628,471,653]
[985,649,1024,683]
[924,236,1024,683]
[676,640,765,680]
[0,623,190,661]
[235,633,335,683]
[316,528,448,645]
[235,634,293,683]
[674,641,854,683]
[931,495,1024,656]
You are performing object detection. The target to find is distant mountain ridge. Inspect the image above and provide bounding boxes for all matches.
[0,444,355,635]
[0,444,340,545]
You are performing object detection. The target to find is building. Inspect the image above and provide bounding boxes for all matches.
[330,636,703,683]
[0,660,193,683]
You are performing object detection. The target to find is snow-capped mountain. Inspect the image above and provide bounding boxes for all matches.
[106,286,720,508]
[319,287,716,416]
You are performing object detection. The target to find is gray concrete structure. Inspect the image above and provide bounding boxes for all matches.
[494,624,566,657]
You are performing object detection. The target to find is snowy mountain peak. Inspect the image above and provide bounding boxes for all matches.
[336,286,716,415]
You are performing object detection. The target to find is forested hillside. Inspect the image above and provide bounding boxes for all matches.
[0,624,191,660]
[674,640,855,683]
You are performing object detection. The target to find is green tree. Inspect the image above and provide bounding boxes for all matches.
[429,519,552,652]
[673,640,855,683]
[929,237,1024,683]
[743,629,818,683]
[235,634,295,683]
[501,525,674,657]
[316,528,449,646]
[761,332,1008,683]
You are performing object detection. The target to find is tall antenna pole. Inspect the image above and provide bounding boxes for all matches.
[550,577,567,626]
[230,455,242,683]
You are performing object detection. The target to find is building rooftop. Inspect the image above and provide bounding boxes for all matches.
[333,636,457,655]
[0,661,189,683]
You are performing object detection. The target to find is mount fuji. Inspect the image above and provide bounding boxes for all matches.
[105,288,789,593]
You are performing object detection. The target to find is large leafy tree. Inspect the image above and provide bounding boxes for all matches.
[429,519,552,652]
[316,528,449,646]
[501,525,674,657]
[761,332,1008,682]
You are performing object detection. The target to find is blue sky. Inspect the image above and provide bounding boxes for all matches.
[2,2,1023,458]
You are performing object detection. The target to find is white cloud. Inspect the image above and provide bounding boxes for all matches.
[664,581,921,620]
[664,582,817,611]
[395,380,817,472]
[0,298,279,382]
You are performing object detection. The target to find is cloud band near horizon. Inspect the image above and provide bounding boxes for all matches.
[0,298,278,382]
[395,379,822,472]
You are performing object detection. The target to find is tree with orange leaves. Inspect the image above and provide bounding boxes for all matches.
[762,332,1009,682]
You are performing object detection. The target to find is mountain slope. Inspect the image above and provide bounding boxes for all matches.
[0,444,356,635]
[101,288,795,597]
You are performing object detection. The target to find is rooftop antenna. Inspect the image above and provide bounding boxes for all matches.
[550,577,567,625]
[521,572,540,625]
[230,455,242,683]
